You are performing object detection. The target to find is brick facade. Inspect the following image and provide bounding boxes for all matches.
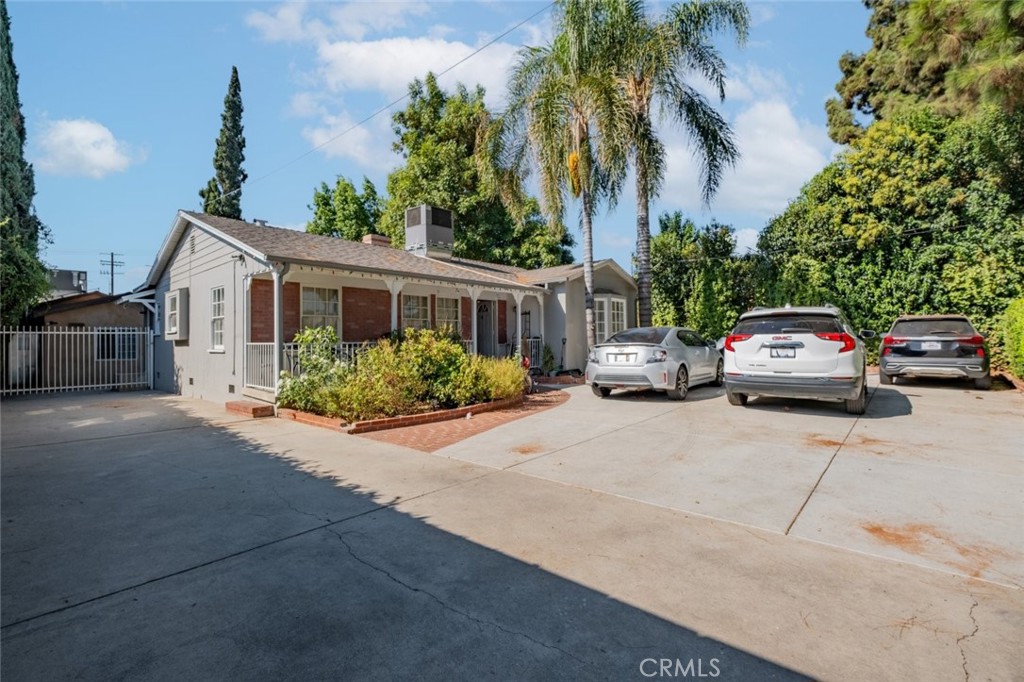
[250,279,300,343]
[342,287,391,341]
[460,297,472,340]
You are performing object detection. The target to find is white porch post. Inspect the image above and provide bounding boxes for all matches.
[468,286,482,355]
[271,263,287,388]
[385,279,404,332]
[538,292,546,347]
[513,291,525,358]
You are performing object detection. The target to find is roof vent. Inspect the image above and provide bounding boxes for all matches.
[253,218,267,226]
[362,233,392,248]
[404,205,454,259]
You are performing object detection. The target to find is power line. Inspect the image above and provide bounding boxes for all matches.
[212,1,556,208]
[99,252,124,295]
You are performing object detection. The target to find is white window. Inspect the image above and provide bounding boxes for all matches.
[301,287,339,332]
[437,297,460,333]
[594,295,627,343]
[402,295,430,330]
[96,329,138,361]
[210,286,225,350]
[164,288,188,340]
[167,292,178,335]
[610,299,626,336]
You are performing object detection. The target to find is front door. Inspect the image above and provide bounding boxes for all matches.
[476,301,496,356]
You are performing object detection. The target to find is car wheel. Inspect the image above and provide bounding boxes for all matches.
[666,367,689,400]
[974,374,992,391]
[712,360,724,387]
[845,384,867,415]
[592,385,611,398]
[879,371,892,385]
[725,388,747,406]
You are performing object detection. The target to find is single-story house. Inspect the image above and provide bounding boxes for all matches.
[131,208,637,404]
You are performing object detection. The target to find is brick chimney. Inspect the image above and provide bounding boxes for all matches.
[362,233,391,247]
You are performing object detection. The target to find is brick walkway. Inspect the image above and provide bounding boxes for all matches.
[357,387,570,453]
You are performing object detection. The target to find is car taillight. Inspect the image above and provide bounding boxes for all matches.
[815,332,856,353]
[959,335,985,346]
[724,334,752,352]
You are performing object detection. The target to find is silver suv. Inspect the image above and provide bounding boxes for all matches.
[722,305,875,414]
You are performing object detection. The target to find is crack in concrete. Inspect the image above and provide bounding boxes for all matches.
[327,527,590,668]
[270,484,330,524]
[956,596,979,682]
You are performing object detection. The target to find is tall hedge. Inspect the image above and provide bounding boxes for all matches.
[1004,299,1024,379]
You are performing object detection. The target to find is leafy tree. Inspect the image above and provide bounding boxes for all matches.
[827,0,1024,144]
[607,0,748,327]
[378,74,573,268]
[906,0,1024,113]
[759,106,1024,360]
[307,176,382,241]
[826,0,958,144]
[199,66,247,219]
[503,0,626,347]
[1,1,49,324]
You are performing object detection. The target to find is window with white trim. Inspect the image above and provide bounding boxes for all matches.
[437,297,460,333]
[301,287,339,332]
[166,291,179,335]
[402,294,430,330]
[594,295,627,343]
[210,286,225,350]
[96,329,139,361]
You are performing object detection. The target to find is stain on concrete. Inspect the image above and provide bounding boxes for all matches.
[806,434,844,448]
[861,522,1010,578]
[511,443,545,455]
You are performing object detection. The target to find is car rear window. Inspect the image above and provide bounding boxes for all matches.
[604,327,670,344]
[890,319,975,336]
[734,315,842,335]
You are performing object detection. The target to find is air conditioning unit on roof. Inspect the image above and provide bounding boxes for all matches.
[404,205,454,260]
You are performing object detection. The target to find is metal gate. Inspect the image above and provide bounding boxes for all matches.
[0,326,152,397]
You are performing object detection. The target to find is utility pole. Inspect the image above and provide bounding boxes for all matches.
[99,252,124,295]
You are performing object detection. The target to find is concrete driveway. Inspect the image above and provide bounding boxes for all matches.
[437,376,1024,587]
[2,384,1022,681]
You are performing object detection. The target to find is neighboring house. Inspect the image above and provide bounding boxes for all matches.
[131,208,636,404]
[2,291,149,395]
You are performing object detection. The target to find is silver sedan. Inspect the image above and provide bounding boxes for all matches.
[585,326,724,399]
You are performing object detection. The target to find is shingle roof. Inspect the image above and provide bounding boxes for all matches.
[182,212,543,292]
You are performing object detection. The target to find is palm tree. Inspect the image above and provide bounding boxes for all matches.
[500,0,627,348]
[610,0,749,327]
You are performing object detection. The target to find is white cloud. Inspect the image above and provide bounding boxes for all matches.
[316,36,519,101]
[246,1,431,43]
[35,119,144,179]
[734,227,760,254]
[749,3,776,27]
[326,2,431,40]
[246,2,326,43]
[660,97,833,218]
[300,110,396,172]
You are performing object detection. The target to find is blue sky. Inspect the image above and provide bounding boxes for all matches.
[9,1,870,294]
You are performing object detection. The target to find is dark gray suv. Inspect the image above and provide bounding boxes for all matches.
[879,315,991,390]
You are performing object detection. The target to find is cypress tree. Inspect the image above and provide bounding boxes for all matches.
[199,66,246,219]
[1,0,50,324]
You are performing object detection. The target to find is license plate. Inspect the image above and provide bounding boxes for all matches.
[610,354,635,364]
[921,341,941,350]
[770,348,796,359]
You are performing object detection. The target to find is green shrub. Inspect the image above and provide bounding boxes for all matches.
[479,356,526,401]
[396,327,467,408]
[328,339,427,421]
[1004,298,1024,379]
[541,343,556,375]
[277,326,350,415]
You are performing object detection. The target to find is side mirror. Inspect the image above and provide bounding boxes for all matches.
[706,340,717,348]
[860,330,877,339]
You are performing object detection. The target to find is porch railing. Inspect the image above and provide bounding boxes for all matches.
[245,342,276,392]
[282,341,377,376]
[1,326,152,397]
